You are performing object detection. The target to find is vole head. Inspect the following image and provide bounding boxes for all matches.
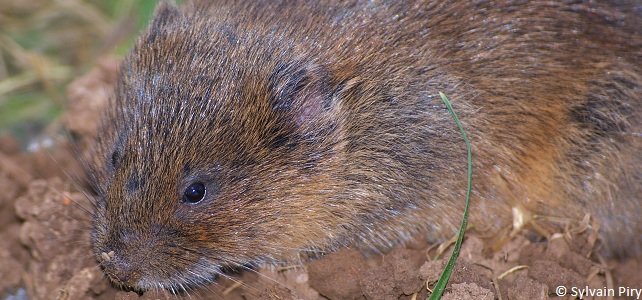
[89,2,346,292]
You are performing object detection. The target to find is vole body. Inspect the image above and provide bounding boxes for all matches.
[89,0,642,292]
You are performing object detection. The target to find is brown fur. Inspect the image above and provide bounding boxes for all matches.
[88,0,642,292]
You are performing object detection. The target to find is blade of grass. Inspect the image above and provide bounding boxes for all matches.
[428,92,473,300]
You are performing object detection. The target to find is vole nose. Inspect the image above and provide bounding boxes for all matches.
[99,250,143,288]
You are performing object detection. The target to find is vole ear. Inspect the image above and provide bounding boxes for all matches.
[269,62,335,128]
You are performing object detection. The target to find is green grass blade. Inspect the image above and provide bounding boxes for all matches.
[428,92,473,300]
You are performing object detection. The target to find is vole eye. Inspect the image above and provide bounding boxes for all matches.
[183,182,206,203]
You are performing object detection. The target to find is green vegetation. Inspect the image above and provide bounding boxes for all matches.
[0,0,161,145]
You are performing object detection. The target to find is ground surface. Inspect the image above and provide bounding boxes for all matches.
[1,60,641,300]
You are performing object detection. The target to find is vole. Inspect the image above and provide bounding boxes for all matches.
[87,0,642,293]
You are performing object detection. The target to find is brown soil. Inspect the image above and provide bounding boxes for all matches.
[1,60,641,300]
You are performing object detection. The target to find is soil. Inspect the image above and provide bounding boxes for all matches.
[0,59,641,300]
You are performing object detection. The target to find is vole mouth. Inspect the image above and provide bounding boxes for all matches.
[96,245,227,294]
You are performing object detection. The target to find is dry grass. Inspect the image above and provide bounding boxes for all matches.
[0,0,160,146]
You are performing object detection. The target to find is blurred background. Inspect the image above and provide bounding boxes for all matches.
[0,0,162,149]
